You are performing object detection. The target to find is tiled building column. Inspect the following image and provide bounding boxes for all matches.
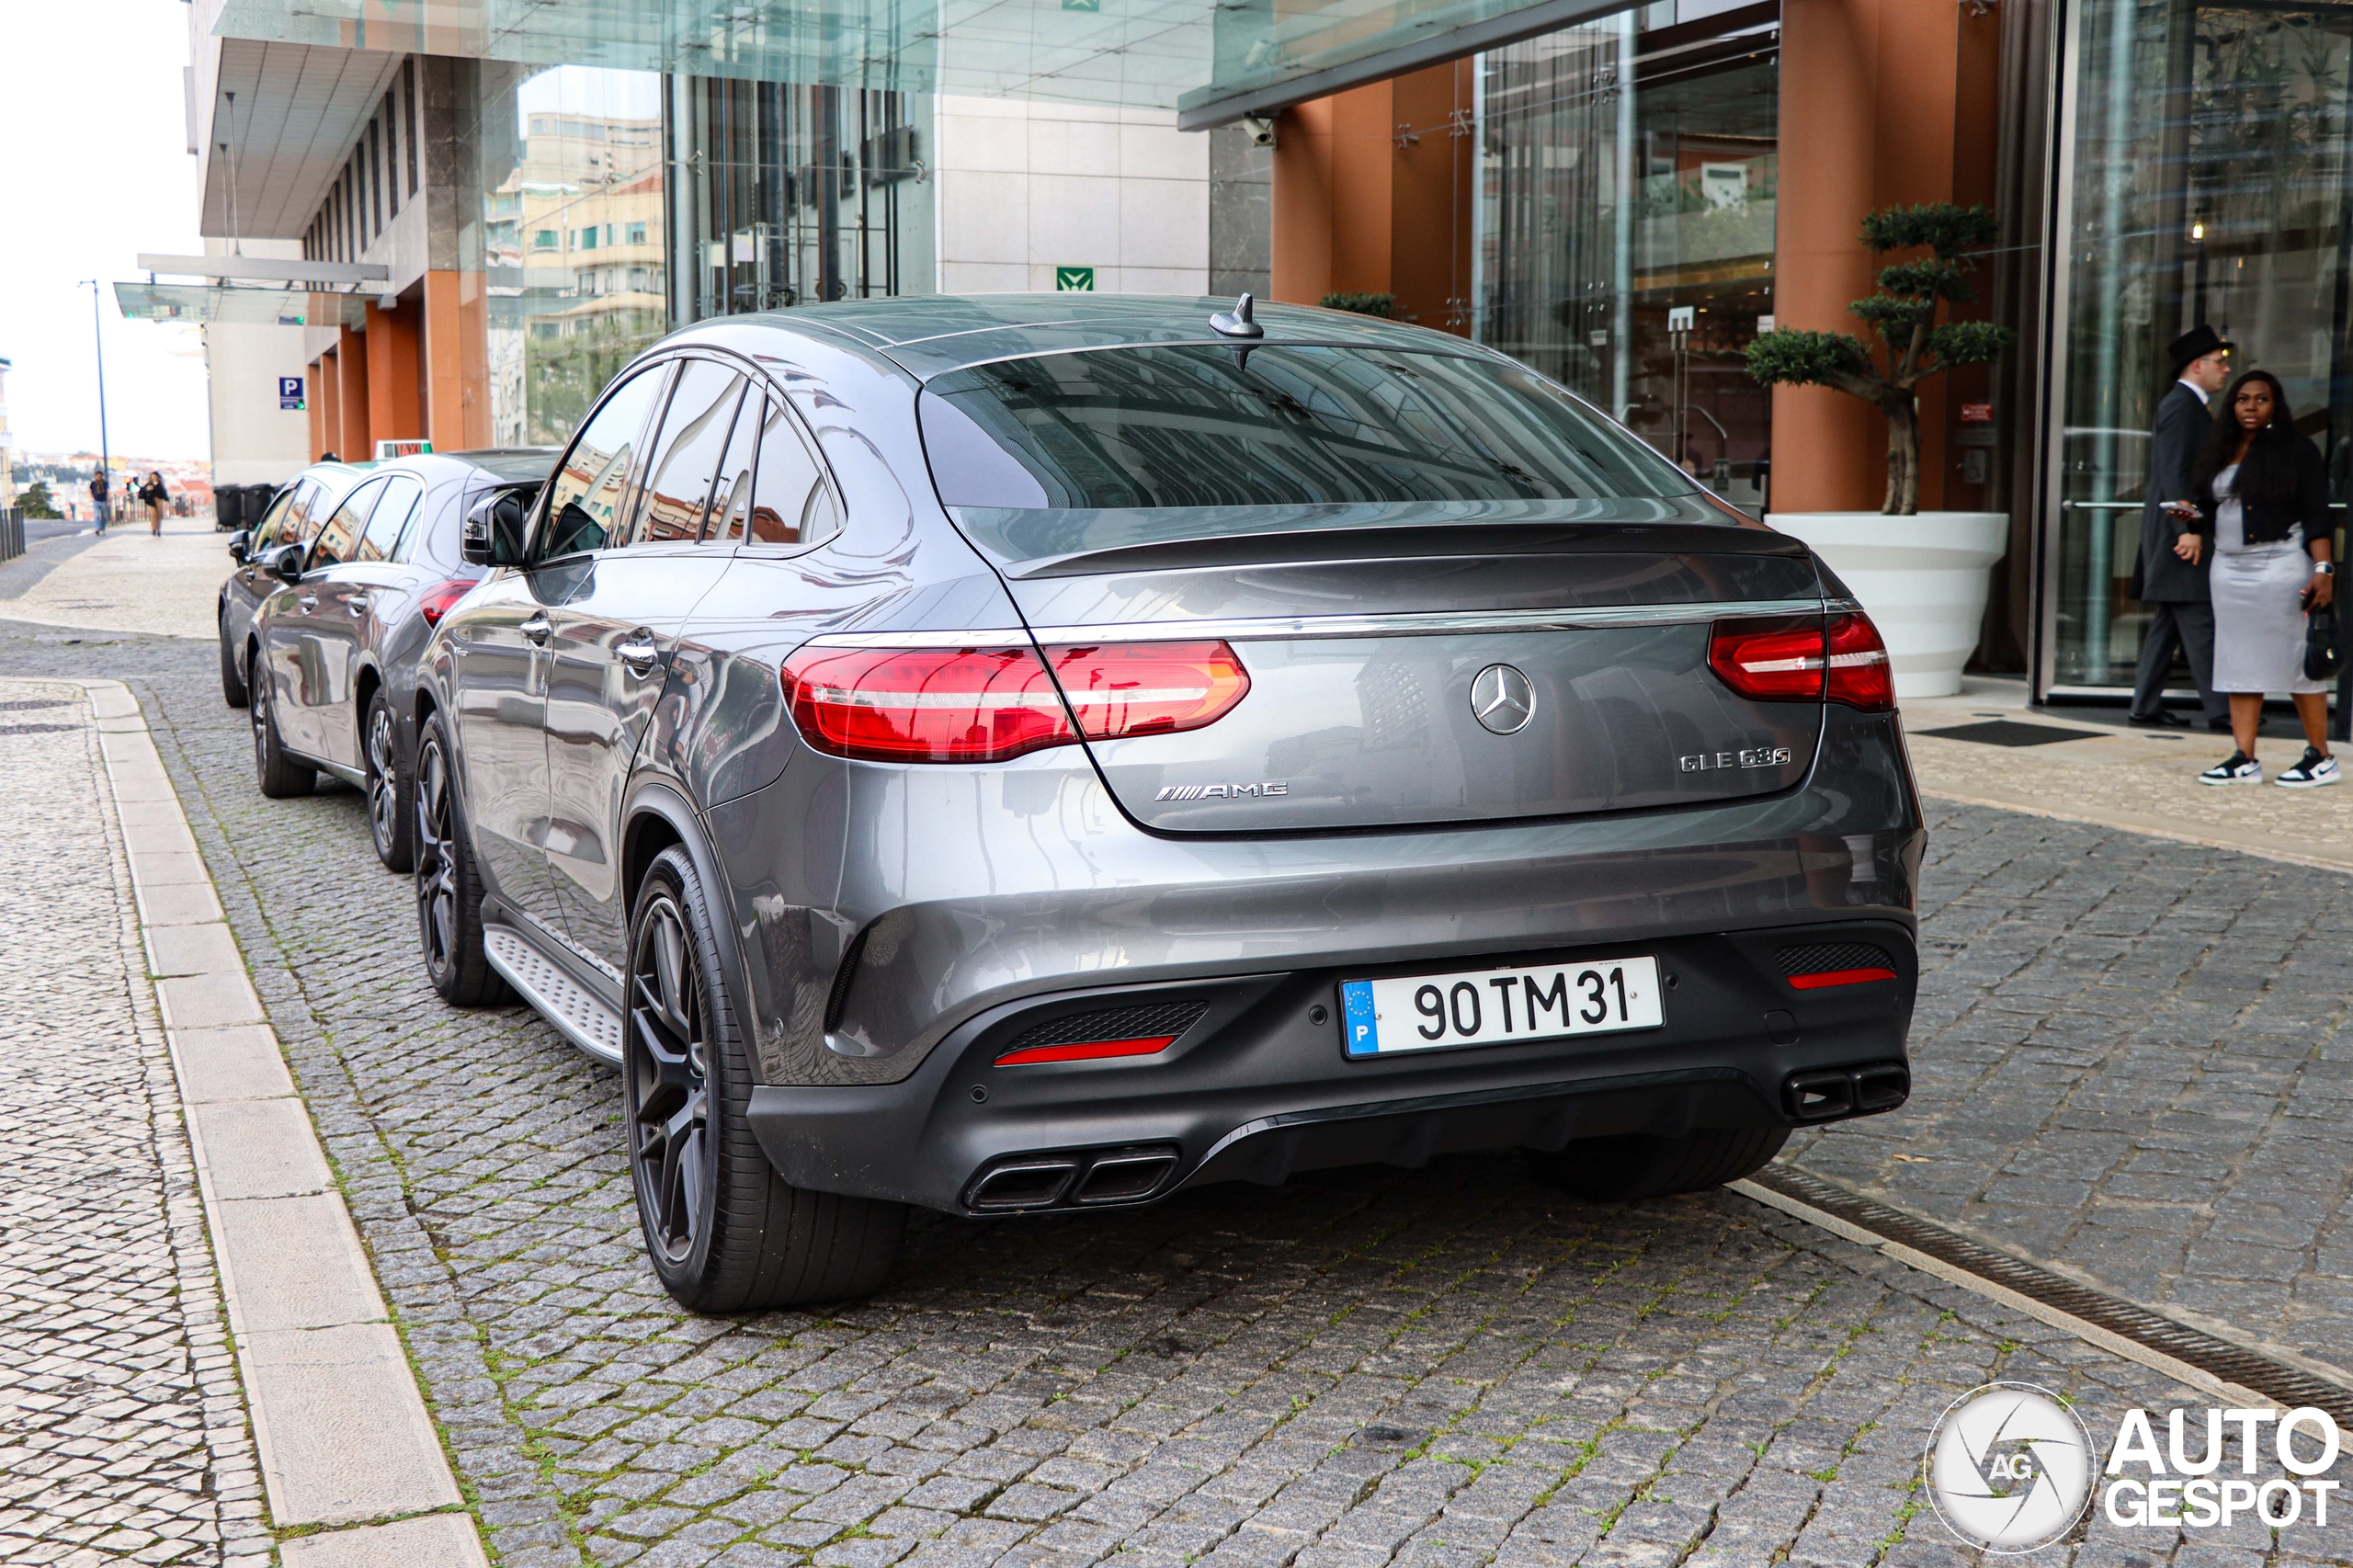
[335,324,371,463]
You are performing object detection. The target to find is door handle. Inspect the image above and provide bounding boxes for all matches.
[347,594,370,615]
[298,595,319,612]
[521,613,551,645]
[616,631,661,674]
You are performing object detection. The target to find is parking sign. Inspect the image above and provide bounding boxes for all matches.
[278,376,305,411]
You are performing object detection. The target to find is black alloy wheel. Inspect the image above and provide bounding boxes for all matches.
[412,711,503,1005]
[219,613,248,709]
[364,690,415,872]
[628,889,711,1267]
[249,653,315,798]
[622,846,904,1312]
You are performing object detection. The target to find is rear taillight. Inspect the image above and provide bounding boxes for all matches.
[1041,641,1250,740]
[781,645,1077,762]
[1824,612,1893,711]
[779,640,1250,763]
[416,579,476,626]
[1709,618,1824,700]
[1707,611,1894,712]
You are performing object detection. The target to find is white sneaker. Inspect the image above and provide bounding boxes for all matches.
[2275,748,2340,788]
[2199,751,2264,785]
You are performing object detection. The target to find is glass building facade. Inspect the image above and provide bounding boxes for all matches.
[1472,3,1779,515]
[2050,0,2353,692]
[466,65,934,449]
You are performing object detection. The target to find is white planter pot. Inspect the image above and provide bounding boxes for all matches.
[1765,511,2010,699]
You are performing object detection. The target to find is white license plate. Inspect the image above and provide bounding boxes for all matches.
[1338,956,1664,1058]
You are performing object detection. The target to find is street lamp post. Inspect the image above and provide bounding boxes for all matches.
[78,280,110,532]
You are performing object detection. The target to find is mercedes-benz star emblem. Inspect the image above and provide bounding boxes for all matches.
[1470,664,1536,735]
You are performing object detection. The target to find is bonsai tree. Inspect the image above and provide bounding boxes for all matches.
[1745,203,2015,515]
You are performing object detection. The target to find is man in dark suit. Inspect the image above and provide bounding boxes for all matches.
[2129,324,2233,729]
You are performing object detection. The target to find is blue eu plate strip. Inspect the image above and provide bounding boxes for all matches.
[1340,981,1380,1056]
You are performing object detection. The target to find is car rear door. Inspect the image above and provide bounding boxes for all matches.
[541,356,745,970]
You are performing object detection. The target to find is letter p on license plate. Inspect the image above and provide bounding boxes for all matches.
[1339,957,1664,1058]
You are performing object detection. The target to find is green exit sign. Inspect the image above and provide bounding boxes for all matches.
[1055,266,1096,291]
[1063,0,1101,12]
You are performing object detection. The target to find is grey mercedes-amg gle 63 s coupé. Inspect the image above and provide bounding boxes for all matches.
[412,294,1924,1311]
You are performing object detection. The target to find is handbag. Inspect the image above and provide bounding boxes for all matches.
[2305,605,2339,683]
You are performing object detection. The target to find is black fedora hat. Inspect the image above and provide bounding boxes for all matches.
[2167,324,2234,374]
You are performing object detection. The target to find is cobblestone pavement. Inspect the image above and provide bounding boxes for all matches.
[0,680,265,1566]
[1787,802,2353,1373]
[3,624,2349,1568]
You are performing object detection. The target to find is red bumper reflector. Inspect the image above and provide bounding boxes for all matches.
[1788,967,1898,990]
[994,1033,1179,1067]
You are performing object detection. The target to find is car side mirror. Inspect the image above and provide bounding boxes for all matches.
[269,544,308,584]
[462,490,532,568]
[226,529,250,563]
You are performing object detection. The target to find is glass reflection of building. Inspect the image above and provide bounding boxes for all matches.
[2050,0,2353,694]
[472,66,934,449]
[1474,6,1778,514]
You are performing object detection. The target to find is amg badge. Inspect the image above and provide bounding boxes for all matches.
[1679,746,1794,773]
[1155,780,1290,801]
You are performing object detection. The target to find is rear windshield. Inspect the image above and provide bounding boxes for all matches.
[919,345,1699,514]
[462,449,562,483]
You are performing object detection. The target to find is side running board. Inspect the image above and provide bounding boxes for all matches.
[483,926,623,1065]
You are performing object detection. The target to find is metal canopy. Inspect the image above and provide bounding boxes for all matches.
[206,0,1643,122]
[114,283,316,326]
[137,254,389,285]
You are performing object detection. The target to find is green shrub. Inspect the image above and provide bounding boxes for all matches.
[17,482,58,519]
[1319,292,1395,318]
[1744,202,2016,515]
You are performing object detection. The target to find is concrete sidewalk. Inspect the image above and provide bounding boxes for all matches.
[0,676,488,1568]
[0,512,228,642]
[1902,676,2353,874]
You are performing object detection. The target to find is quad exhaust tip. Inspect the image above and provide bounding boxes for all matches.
[965,1144,1182,1212]
[1782,1061,1909,1123]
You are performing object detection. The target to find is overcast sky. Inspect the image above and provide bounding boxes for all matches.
[0,0,210,460]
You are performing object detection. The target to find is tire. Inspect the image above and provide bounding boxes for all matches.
[249,652,315,799]
[624,846,904,1312]
[364,689,415,873]
[219,613,248,709]
[1524,1126,1790,1202]
[413,710,507,1006]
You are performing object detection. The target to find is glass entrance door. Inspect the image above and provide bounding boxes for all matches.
[2051,0,2353,692]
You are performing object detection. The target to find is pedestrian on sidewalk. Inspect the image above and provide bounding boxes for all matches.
[2179,368,2339,787]
[2129,324,2234,732]
[88,467,109,535]
[140,472,168,536]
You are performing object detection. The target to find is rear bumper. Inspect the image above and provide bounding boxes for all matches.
[747,917,1915,1213]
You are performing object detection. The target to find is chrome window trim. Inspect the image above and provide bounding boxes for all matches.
[805,629,1030,648]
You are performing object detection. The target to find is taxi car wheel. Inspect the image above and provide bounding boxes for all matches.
[249,654,315,799]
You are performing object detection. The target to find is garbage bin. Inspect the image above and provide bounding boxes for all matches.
[215,486,245,530]
[244,483,280,526]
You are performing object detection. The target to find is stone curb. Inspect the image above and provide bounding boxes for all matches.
[67,678,489,1566]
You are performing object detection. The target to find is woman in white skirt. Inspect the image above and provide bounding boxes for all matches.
[2177,369,2337,786]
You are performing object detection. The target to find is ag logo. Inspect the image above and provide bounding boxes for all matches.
[1924,1383,2094,1553]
